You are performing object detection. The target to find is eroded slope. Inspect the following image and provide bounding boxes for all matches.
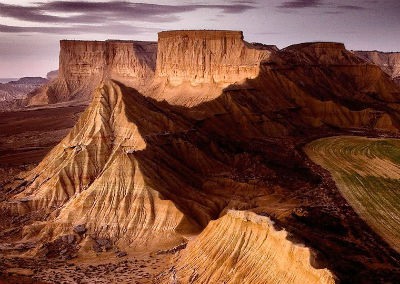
[163,210,335,284]
[1,81,198,252]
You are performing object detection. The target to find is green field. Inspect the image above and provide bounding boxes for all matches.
[305,136,400,252]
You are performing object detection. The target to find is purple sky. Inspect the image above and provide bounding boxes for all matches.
[0,0,399,78]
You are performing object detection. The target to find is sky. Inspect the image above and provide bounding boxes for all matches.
[0,0,399,78]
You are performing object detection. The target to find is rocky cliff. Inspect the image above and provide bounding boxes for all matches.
[30,31,276,107]
[156,30,273,85]
[149,30,275,106]
[28,40,157,105]
[355,51,400,85]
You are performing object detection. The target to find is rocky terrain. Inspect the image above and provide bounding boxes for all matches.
[1,30,400,283]
[355,51,400,85]
[0,77,48,112]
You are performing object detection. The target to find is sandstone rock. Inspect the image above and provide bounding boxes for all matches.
[46,70,59,80]
[156,30,272,85]
[150,30,274,106]
[28,40,157,106]
[165,210,336,284]
[0,77,48,112]
[5,267,34,277]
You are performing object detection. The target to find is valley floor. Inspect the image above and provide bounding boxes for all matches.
[0,250,173,283]
[305,136,400,253]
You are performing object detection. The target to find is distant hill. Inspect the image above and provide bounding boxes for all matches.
[0,77,48,111]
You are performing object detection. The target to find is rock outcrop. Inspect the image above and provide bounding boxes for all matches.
[3,80,198,250]
[28,40,157,106]
[156,30,273,85]
[150,30,275,106]
[165,210,335,284]
[355,51,400,85]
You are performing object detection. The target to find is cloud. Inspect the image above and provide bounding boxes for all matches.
[278,0,322,9]
[336,5,365,10]
[0,1,255,25]
[0,23,157,35]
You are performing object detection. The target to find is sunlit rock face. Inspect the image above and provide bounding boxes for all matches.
[28,40,157,105]
[163,210,336,284]
[150,30,276,106]
[3,81,198,251]
[355,51,400,85]
[156,30,273,85]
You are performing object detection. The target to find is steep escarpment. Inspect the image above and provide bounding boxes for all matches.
[163,210,335,284]
[151,30,274,106]
[28,40,157,106]
[355,51,400,85]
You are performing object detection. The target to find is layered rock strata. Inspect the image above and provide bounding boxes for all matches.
[3,81,198,250]
[355,51,400,85]
[0,77,48,111]
[149,30,275,106]
[28,40,157,105]
[165,210,335,284]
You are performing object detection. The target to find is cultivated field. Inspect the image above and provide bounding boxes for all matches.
[305,136,400,252]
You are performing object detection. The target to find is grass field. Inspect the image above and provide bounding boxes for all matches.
[305,136,400,252]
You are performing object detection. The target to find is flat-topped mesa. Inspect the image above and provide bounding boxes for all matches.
[28,39,157,105]
[281,42,364,65]
[155,30,273,86]
[59,39,157,95]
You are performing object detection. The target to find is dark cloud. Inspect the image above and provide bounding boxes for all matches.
[278,0,322,9]
[278,1,367,14]
[0,1,255,25]
[0,23,156,35]
[337,5,365,10]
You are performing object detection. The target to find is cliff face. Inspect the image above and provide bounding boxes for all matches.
[355,51,400,85]
[151,30,275,106]
[156,30,272,85]
[28,40,157,105]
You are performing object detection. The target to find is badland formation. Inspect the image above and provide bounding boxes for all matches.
[1,30,400,283]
